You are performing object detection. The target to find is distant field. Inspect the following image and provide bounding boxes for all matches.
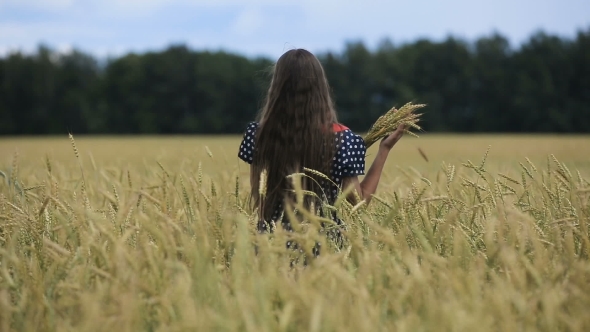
[1,134,589,331]
[2,133,589,174]
[1,134,589,197]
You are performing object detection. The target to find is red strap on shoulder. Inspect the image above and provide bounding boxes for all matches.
[332,123,349,132]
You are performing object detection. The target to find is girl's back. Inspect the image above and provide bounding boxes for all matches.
[238,120,366,231]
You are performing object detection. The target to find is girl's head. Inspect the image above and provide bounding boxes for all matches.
[252,49,338,223]
[259,48,337,126]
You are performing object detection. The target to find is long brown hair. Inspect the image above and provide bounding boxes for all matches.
[251,49,338,224]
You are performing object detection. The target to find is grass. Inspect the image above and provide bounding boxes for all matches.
[0,134,589,331]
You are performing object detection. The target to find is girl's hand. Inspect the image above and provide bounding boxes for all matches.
[379,123,407,150]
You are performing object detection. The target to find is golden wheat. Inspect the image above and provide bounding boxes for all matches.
[363,101,426,148]
[0,137,589,331]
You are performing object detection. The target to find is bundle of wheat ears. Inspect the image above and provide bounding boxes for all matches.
[363,101,426,148]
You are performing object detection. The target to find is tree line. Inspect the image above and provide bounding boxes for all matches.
[1,28,589,135]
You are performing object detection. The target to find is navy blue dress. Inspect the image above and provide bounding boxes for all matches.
[238,122,366,240]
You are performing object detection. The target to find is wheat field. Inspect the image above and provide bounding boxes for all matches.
[0,134,589,332]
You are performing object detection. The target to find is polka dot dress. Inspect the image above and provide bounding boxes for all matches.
[238,121,366,235]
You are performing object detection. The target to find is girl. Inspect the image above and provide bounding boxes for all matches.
[238,48,406,245]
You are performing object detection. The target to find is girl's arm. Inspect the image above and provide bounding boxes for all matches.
[342,123,406,205]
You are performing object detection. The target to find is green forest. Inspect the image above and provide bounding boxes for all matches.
[1,29,589,135]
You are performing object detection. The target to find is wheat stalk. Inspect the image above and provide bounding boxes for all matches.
[363,101,426,148]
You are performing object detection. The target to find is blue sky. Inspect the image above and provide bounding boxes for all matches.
[1,0,589,59]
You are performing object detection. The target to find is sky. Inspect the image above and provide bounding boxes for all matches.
[0,0,589,59]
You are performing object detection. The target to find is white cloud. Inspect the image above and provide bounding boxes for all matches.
[87,0,298,18]
[0,0,587,59]
[0,0,75,10]
[231,8,264,36]
[90,0,172,17]
[57,43,73,54]
[0,21,116,56]
[0,45,20,57]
